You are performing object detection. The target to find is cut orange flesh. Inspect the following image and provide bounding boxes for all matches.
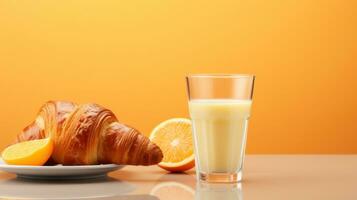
[1,138,53,166]
[150,118,195,172]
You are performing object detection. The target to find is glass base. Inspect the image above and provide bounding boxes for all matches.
[199,171,242,183]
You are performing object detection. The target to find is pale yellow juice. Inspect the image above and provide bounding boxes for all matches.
[189,99,252,174]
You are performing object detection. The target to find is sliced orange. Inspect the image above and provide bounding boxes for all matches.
[1,138,53,166]
[149,118,195,172]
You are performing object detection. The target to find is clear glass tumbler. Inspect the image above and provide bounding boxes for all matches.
[186,74,255,183]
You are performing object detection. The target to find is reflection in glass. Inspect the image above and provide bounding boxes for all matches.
[195,182,243,200]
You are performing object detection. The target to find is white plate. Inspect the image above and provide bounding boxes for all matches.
[0,159,123,180]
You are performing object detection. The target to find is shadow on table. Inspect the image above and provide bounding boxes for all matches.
[0,176,158,200]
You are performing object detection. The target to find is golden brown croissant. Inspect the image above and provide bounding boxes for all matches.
[16,101,163,166]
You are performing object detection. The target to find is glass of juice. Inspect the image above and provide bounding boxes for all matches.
[186,74,255,183]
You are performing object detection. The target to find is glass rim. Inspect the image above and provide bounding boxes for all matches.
[186,73,255,79]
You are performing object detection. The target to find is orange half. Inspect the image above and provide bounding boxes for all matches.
[1,138,53,166]
[150,118,195,172]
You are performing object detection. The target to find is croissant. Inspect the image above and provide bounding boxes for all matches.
[15,101,163,166]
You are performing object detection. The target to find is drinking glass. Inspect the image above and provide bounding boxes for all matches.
[186,74,255,183]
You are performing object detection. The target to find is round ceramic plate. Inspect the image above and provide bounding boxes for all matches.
[0,158,123,180]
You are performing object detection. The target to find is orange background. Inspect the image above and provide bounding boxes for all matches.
[0,0,356,153]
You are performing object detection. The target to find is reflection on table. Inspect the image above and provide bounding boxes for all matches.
[0,176,157,200]
[195,182,242,200]
[0,156,356,200]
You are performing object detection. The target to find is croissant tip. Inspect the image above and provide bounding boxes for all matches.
[152,145,164,165]
[141,142,164,166]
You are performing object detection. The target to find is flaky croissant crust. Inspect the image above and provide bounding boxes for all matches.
[16,101,163,166]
